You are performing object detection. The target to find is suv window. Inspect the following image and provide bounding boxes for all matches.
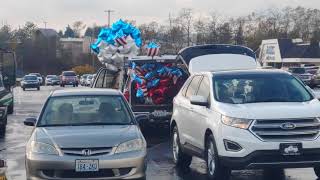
[185,75,202,99]
[197,76,210,100]
[181,77,192,97]
[95,69,106,88]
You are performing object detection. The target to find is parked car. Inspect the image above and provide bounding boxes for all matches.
[288,67,313,85]
[305,66,319,75]
[80,74,90,86]
[45,75,60,86]
[0,75,12,136]
[60,71,78,87]
[171,45,320,180]
[29,73,43,85]
[24,89,147,180]
[85,74,94,86]
[0,48,16,136]
[93,55,188,128]
[309,68,320,88]
[21,75,40,91]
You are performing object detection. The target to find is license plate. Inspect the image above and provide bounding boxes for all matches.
[152,110,167,117]
[75,160,99,172]
[280,143,302,156]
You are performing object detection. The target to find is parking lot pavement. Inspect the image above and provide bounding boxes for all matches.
[0,86,319,180]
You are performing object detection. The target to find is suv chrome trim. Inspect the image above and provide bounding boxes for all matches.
[249,118,320,141]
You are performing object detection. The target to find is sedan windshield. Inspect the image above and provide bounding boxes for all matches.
[213,73,313,104]
[38,95,133,127]
[24,76,38,81]
[30,73,41,77]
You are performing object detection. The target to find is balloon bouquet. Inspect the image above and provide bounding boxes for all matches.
[91,20,185,105]
[91,19,142,69]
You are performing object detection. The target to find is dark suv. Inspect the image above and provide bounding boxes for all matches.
[60,71,78,87]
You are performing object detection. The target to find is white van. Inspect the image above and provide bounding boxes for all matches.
[171,44,320,180]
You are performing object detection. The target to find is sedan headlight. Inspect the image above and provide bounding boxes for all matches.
[115,139,146,154]
[221,115,253,129]
[30,141,59,155]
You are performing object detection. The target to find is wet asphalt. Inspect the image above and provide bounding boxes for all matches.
[0,86,319,180]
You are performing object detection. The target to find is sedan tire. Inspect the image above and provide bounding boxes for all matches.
[0,116,6,137]
[8,103,14,114]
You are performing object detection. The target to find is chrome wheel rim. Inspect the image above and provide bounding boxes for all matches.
[207,141,215,175]
[173,132,179,162]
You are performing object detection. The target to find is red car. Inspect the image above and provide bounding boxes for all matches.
[60,71,78,87]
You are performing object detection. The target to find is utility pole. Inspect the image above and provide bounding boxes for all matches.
[104,10,115,27]
[43,21,48,29]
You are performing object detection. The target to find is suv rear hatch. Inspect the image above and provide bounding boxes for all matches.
[178,44,258,74]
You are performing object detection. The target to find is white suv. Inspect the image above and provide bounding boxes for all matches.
[171,45,320,180]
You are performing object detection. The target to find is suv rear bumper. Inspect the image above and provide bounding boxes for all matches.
[219,149,320,169]
[61,81,78,85]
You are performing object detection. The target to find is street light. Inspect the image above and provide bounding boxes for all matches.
[104,10,115,27]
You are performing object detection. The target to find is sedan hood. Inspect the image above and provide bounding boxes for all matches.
[216,99,320,119]
[34,125,141,148]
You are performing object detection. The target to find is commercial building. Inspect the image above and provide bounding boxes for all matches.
[259,39,320,68]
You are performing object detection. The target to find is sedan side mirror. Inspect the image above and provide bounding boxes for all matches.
[190,95,209,107]
[24,117,37,126]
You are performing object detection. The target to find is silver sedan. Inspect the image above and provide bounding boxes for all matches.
[24,89,147,180]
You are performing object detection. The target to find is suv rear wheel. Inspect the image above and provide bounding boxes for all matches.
[205,134,231,180]
[0,116,7,137]
[8,103,14,114]
[172,126,192,169]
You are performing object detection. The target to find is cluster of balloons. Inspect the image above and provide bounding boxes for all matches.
[91,19,142,66]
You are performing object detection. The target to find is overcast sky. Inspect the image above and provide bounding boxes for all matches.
[1,0,320,31]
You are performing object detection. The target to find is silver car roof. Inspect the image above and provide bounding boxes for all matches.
[51,88,121,97]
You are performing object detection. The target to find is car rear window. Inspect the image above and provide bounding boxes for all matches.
[63,72,76,76]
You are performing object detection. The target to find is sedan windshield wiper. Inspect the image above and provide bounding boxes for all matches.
[38,124,70,127]
[67,122,132,126]
[38,122,133,127]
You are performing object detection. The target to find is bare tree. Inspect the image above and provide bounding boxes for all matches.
[72,21,86,38]
[177,8,193,46]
